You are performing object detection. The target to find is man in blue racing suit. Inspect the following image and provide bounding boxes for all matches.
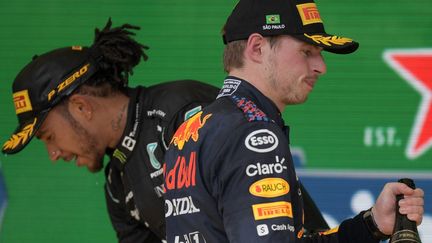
[163,0,425,242]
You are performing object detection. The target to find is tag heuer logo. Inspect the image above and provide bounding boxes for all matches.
[266,15,280,24]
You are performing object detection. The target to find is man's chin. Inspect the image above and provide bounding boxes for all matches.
[87,161,104,173]
[87,167,103,173]
[286,96,308,105]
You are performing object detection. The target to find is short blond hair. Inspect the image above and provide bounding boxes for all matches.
[222,40,247,73]
[222,36,281,73]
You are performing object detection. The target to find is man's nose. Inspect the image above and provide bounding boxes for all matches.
[313,55,327,75]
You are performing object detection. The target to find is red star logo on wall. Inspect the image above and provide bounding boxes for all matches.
[383,49,432,159]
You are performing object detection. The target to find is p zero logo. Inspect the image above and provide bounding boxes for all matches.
[249,178,289,198]
[245,129,279,153]
[252,201,293,220]
[296,3,322,25]
[13,90,32,114]
[47,63,90,101]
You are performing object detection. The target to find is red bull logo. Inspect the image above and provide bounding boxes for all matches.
[170,111,212,150]
[164,151,196,191]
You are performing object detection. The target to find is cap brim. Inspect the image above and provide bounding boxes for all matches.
[294,33,359,54]
[2,111,49,154]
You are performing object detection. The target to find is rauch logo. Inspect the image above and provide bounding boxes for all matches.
[249,178,290,198]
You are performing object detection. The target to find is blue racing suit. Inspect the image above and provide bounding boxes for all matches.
[164,77,379,242]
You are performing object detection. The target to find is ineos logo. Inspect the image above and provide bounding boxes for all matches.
[245,129,278,153]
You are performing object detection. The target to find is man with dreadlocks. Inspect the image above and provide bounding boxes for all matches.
[1,19,218,242]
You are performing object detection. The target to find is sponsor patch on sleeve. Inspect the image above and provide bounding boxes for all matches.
[245,129,279,153]
[252,201,293,220]
[249,178,290,198]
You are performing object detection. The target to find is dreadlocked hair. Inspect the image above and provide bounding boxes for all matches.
[76,18,149,97]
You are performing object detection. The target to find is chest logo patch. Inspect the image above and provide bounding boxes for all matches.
[245,129,279,153]
[249,178,290,198]
[147,142,161,169]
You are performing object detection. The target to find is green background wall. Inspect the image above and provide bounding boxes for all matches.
[0,0,430,242]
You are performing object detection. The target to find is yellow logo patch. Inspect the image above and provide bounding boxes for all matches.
[304,34,353,46]
[13,90,33,114]
[297,3,322,25]
[252,201,293,220]
[249,178,290,198]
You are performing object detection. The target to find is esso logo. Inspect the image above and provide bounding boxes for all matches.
[245,129,279,153]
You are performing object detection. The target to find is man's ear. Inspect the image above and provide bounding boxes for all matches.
[244,33,267,64]
[67,94,93,120]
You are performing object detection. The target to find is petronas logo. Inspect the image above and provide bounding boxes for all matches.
[147,142,161,169]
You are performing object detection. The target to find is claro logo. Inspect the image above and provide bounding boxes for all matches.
[245,129,279,153]
[246,156,287,177]
[249,178,290,198]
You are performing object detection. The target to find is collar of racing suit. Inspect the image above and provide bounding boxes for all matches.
[218,76,288,134]
[107,87,144,171]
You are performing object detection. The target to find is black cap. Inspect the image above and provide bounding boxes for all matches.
[223,0,359,54]
[2,46,102,154]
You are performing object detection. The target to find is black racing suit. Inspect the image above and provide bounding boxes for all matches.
[104,80,219,242]
[105,79,329,242]
[164,77,379,242]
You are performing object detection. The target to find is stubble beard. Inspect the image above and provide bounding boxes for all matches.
[68,118,105,173]
[266,60,308,106]
[80,133,104,173]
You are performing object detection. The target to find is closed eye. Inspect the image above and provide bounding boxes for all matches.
[302,50,312,57]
